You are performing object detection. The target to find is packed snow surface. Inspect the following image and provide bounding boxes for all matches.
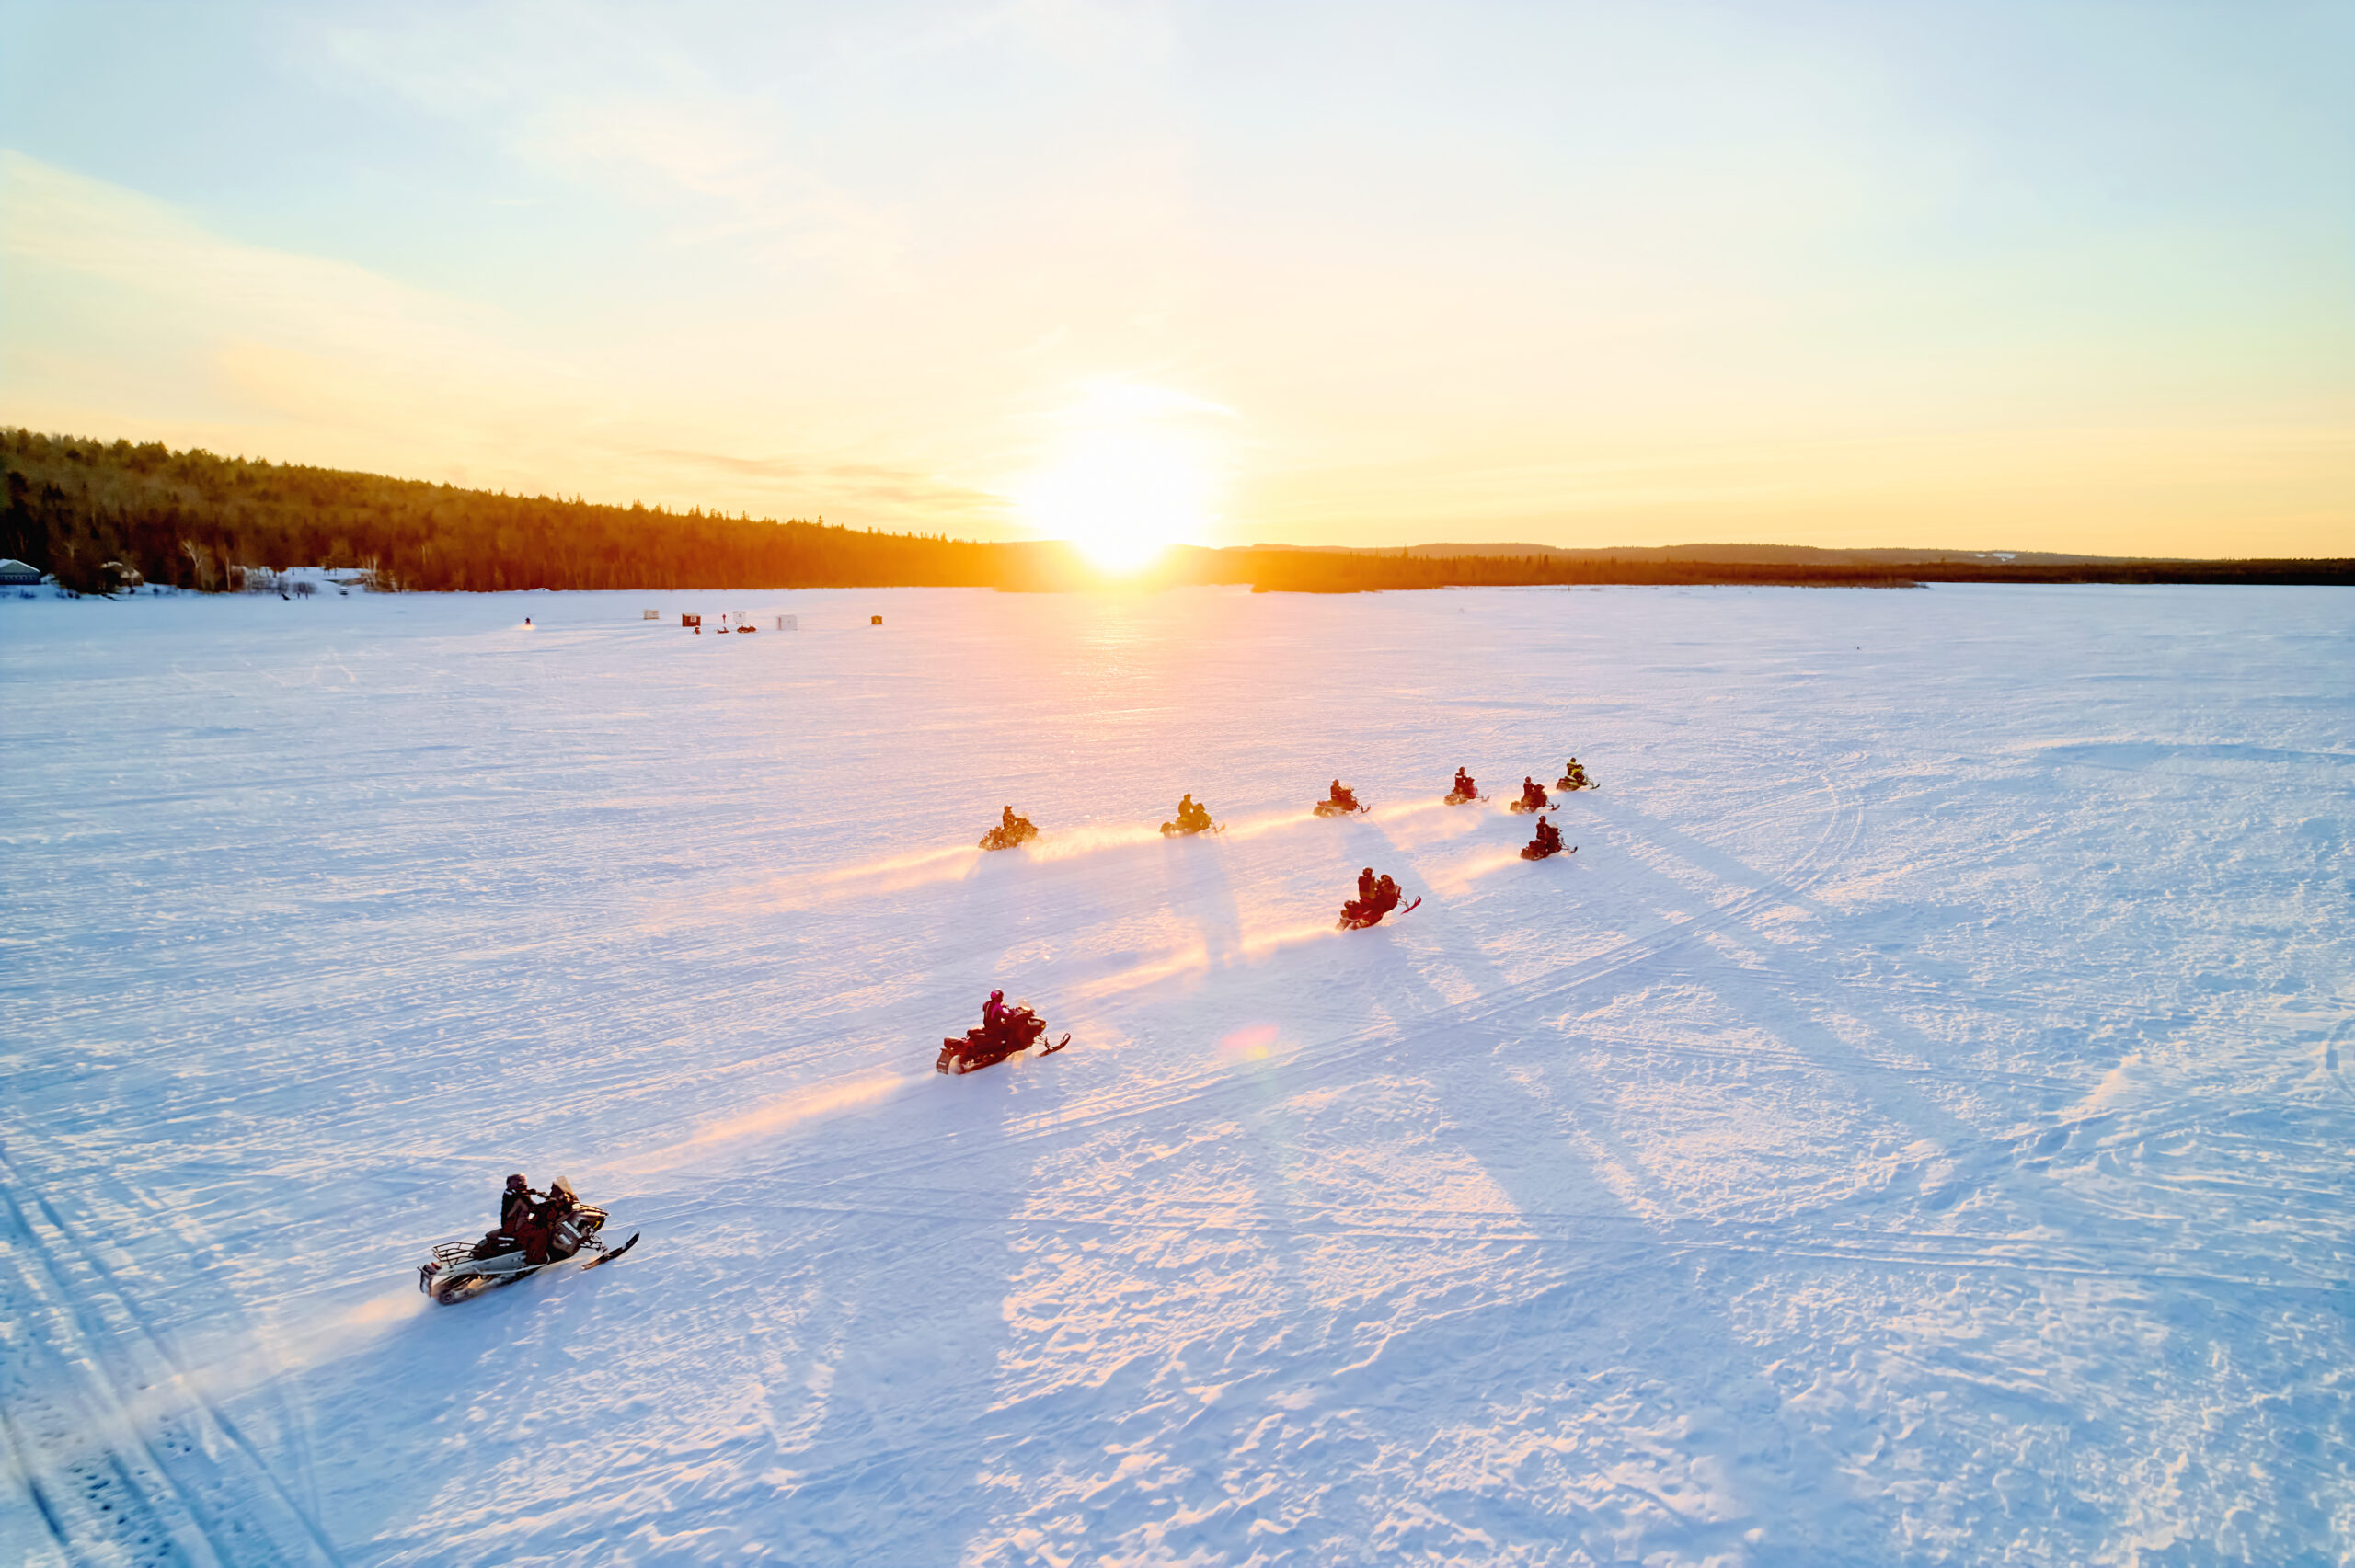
[4,584,2350,1566]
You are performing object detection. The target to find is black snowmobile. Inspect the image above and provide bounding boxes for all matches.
[418,1179,637,1305]
[1443,772,1485,806]
[1160,796,1221,837]
[937,1000,1070,1074]
[980,813,1040,851]
[1507,780,1553,815]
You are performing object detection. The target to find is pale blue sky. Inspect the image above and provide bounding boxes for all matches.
[4,1,2348,554]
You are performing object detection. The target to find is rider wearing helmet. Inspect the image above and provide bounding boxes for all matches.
[500,1173,534,1234]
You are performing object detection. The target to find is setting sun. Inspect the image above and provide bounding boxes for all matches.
[1014,388,1225,575]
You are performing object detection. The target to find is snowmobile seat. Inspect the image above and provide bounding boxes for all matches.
[467,1231,524,1262]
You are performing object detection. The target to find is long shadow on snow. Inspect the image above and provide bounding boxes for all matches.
[1319,875,1871,1565]
[727,1060,1040,1562]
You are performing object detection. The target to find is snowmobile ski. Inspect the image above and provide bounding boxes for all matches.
[583,1231,639,1269]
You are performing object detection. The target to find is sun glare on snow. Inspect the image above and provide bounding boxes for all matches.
[1016,385,1227,575]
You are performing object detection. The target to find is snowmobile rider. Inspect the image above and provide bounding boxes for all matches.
[1453,767,1476,797]
[1375,873,1401,911]
[1530,815,1562,855]
[1000,805,1032,834]
[1358,866,1379,904]
[1328,779,1358,810]
[517,1176,579,1265]
[983,988,1013,1035]
[1520,777,1547,809]
[500,1173,534,1234]
[1175,794,1211,832]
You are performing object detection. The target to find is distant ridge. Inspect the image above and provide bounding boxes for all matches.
[7,429,2346,593]
[1264,541,2158,567]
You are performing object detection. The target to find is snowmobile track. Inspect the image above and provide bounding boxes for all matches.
[0,1140,340,1567]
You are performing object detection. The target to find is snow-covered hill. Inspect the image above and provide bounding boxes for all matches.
[4,584,2349,1565]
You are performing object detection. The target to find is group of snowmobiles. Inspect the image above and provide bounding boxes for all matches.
[980,761,1595,853]
[427,754,1599,1305]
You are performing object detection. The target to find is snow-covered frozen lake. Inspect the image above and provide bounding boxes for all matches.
[4,583,2349,1565]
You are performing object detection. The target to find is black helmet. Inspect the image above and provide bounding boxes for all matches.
[1361,866,1373,876]
[505,1173,528,1192]
[990,989,1004,1001]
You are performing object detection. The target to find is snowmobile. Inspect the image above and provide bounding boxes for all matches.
[980,817,1039,852]
[1506,784,1554,815]
[936,1001,1070,1074]
[1520,820,1576,862]
[1443,773,1485,806]
[1555,761,1598,792]
[1161,797,1221,837]
[1338,888,1419,930]
[1312,785,1367,818]
[418,1182,637,1305]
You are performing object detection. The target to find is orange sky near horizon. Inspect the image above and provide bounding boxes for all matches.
[3,4,2349,560]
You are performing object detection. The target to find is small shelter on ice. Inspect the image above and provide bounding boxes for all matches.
[0,558,43,587]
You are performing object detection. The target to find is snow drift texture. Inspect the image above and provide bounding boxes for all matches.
[3,583,2349,1565]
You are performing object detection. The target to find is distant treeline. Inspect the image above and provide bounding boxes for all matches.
[6,429,2348,594]
[0,429,1039,595]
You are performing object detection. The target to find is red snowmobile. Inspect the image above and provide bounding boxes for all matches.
[1521,815,1575,862]
[1338,876,1419,931]
[936,1000,1070,1074]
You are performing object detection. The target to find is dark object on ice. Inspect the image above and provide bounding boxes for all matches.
[1445,768,1484,806]
[1313,779,1366,818]
[1161,793,1219,836]
[421,1176,622,1304]
[982,806,1039,851]
[1339,871,1417,930]
[871,615,883,625]
[736,624,755,633]
[1521,814,1574,861]
[937,995,1069,1074]
[1555,758,1597,792]
[1508,776,1553,814]
[684,613,702,631]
